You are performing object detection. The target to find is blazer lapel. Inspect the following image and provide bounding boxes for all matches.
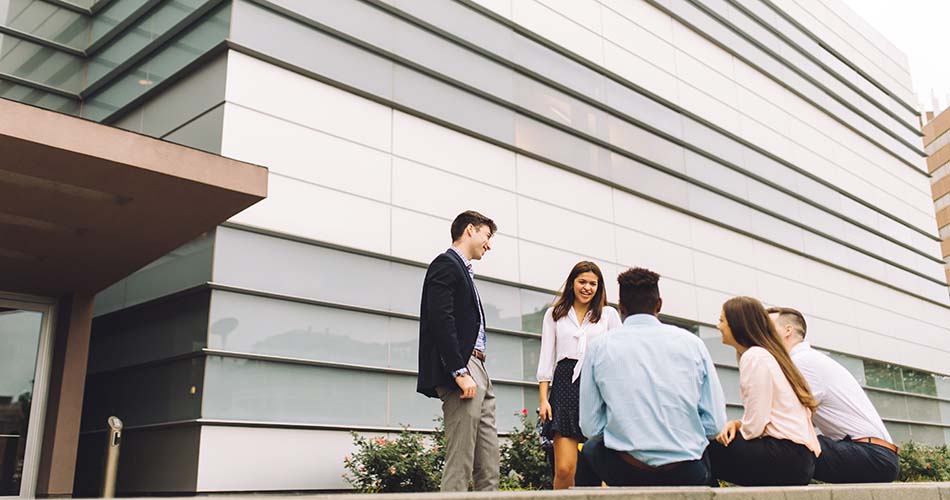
[445,250,480,311]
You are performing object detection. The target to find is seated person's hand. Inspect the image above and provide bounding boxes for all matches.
[716,420,741,447]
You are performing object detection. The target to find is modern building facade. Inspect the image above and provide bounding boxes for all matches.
[2,0,950,496]
[921,108,950,285]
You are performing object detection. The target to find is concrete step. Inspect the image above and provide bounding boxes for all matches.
[182,482,950,500]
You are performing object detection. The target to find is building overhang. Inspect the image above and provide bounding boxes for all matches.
[0,98,267,296]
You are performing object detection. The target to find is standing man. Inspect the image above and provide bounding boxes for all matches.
[417,210,499,491]
[576,267,727,486]
[768,307,900,483]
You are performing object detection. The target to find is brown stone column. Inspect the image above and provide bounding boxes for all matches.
[35,293,94,498]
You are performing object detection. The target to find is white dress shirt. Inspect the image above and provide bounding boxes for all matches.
[790,341,892,442]
[537,305,622,383]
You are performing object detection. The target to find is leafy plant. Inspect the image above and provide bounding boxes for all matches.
[898,441,950,482]
[343,410,555,492]
[342,421,443,493]
[499,409,553,490]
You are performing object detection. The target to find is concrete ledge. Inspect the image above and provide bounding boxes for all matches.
[183,483,950,499]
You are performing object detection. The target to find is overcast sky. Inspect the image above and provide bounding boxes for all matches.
[839,0,950,113]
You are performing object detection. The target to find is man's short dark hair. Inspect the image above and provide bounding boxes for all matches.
[617,267,660,315]
[766,306,807,339]
[450,210,496,241]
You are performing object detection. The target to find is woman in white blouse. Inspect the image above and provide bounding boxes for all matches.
[537,261,622,489]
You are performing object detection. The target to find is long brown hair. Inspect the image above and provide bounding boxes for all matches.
[723,296,818,411]
[551,261,607,323]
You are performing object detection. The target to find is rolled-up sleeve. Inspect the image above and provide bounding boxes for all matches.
[536,308,557,382]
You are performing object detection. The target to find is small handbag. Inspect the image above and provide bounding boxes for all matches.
[537,408,554,452]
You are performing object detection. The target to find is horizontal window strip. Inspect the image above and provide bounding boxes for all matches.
[727,0,920,136]
[80,418,525,436]
[650,0,924,172]
[76,413,950,437]
[0,24,86,56]
[708,0,922,143]
[203,349,537,388]
[935,193,950,213]
[81,0,226,98]
[208,283,544,340]
[84,0,165,56]
[218,224,950,342]
[757,0,918,115]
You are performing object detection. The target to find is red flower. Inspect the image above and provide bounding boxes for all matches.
[521,408,528,416]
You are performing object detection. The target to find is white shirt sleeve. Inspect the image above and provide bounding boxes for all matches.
[536,307,557,382]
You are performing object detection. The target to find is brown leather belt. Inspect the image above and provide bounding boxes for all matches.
[851,436,898,454]
[472,349,486,362]
[617,451,685,472]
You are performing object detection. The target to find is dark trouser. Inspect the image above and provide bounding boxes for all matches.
[574,435,711,487]
[814,435,899,483]
[708,434,815,486]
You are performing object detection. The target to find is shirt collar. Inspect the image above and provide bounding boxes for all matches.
[567,307,591,327]
[789,340,811,357]
[448,246,472,270]
[623,314,661,326]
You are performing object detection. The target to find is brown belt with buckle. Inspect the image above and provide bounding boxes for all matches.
[472,349,486,362]
[617,451,685,472]
[852,436,898,454]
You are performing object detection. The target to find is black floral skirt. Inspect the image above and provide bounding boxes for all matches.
[548,358,585,441]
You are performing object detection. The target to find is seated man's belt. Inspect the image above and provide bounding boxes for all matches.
[851,436,898,454]
[616,451,685,472]
[472,349,486,362]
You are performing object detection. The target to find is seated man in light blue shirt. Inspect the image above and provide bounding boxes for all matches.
[575,267,727,486]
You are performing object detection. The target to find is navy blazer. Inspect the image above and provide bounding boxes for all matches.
[417,250,485,398]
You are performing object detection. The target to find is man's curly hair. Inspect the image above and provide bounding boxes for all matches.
[617,267,661,315]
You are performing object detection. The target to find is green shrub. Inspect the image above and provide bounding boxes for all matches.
[342,422,443,493]
[898,441,950,482]
[343,411,555,492]
[499,409,553,490]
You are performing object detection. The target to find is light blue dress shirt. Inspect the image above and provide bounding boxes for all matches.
[580,314,727,466]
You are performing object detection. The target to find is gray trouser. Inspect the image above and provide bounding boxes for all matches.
[436,355,499,491]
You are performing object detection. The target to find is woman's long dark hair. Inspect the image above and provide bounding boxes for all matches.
[723,296,818,411]
[551,261,607,323]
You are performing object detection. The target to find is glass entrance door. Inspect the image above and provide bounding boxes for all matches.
[0,296,54,498]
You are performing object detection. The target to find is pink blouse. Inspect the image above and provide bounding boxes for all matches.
[739,347,821,456]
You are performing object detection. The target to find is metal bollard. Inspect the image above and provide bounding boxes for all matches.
[101,416,123,498]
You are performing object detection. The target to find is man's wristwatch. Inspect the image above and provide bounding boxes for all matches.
[452,367,469,377]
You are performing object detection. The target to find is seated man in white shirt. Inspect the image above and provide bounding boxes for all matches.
[768,307,899,483]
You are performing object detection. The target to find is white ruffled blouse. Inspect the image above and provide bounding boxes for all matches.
[536,305,622,383]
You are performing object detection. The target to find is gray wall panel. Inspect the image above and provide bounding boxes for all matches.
[89,291,210,374]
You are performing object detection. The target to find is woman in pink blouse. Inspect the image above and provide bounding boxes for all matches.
[537,261,622,489]
[708,296,820,486]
